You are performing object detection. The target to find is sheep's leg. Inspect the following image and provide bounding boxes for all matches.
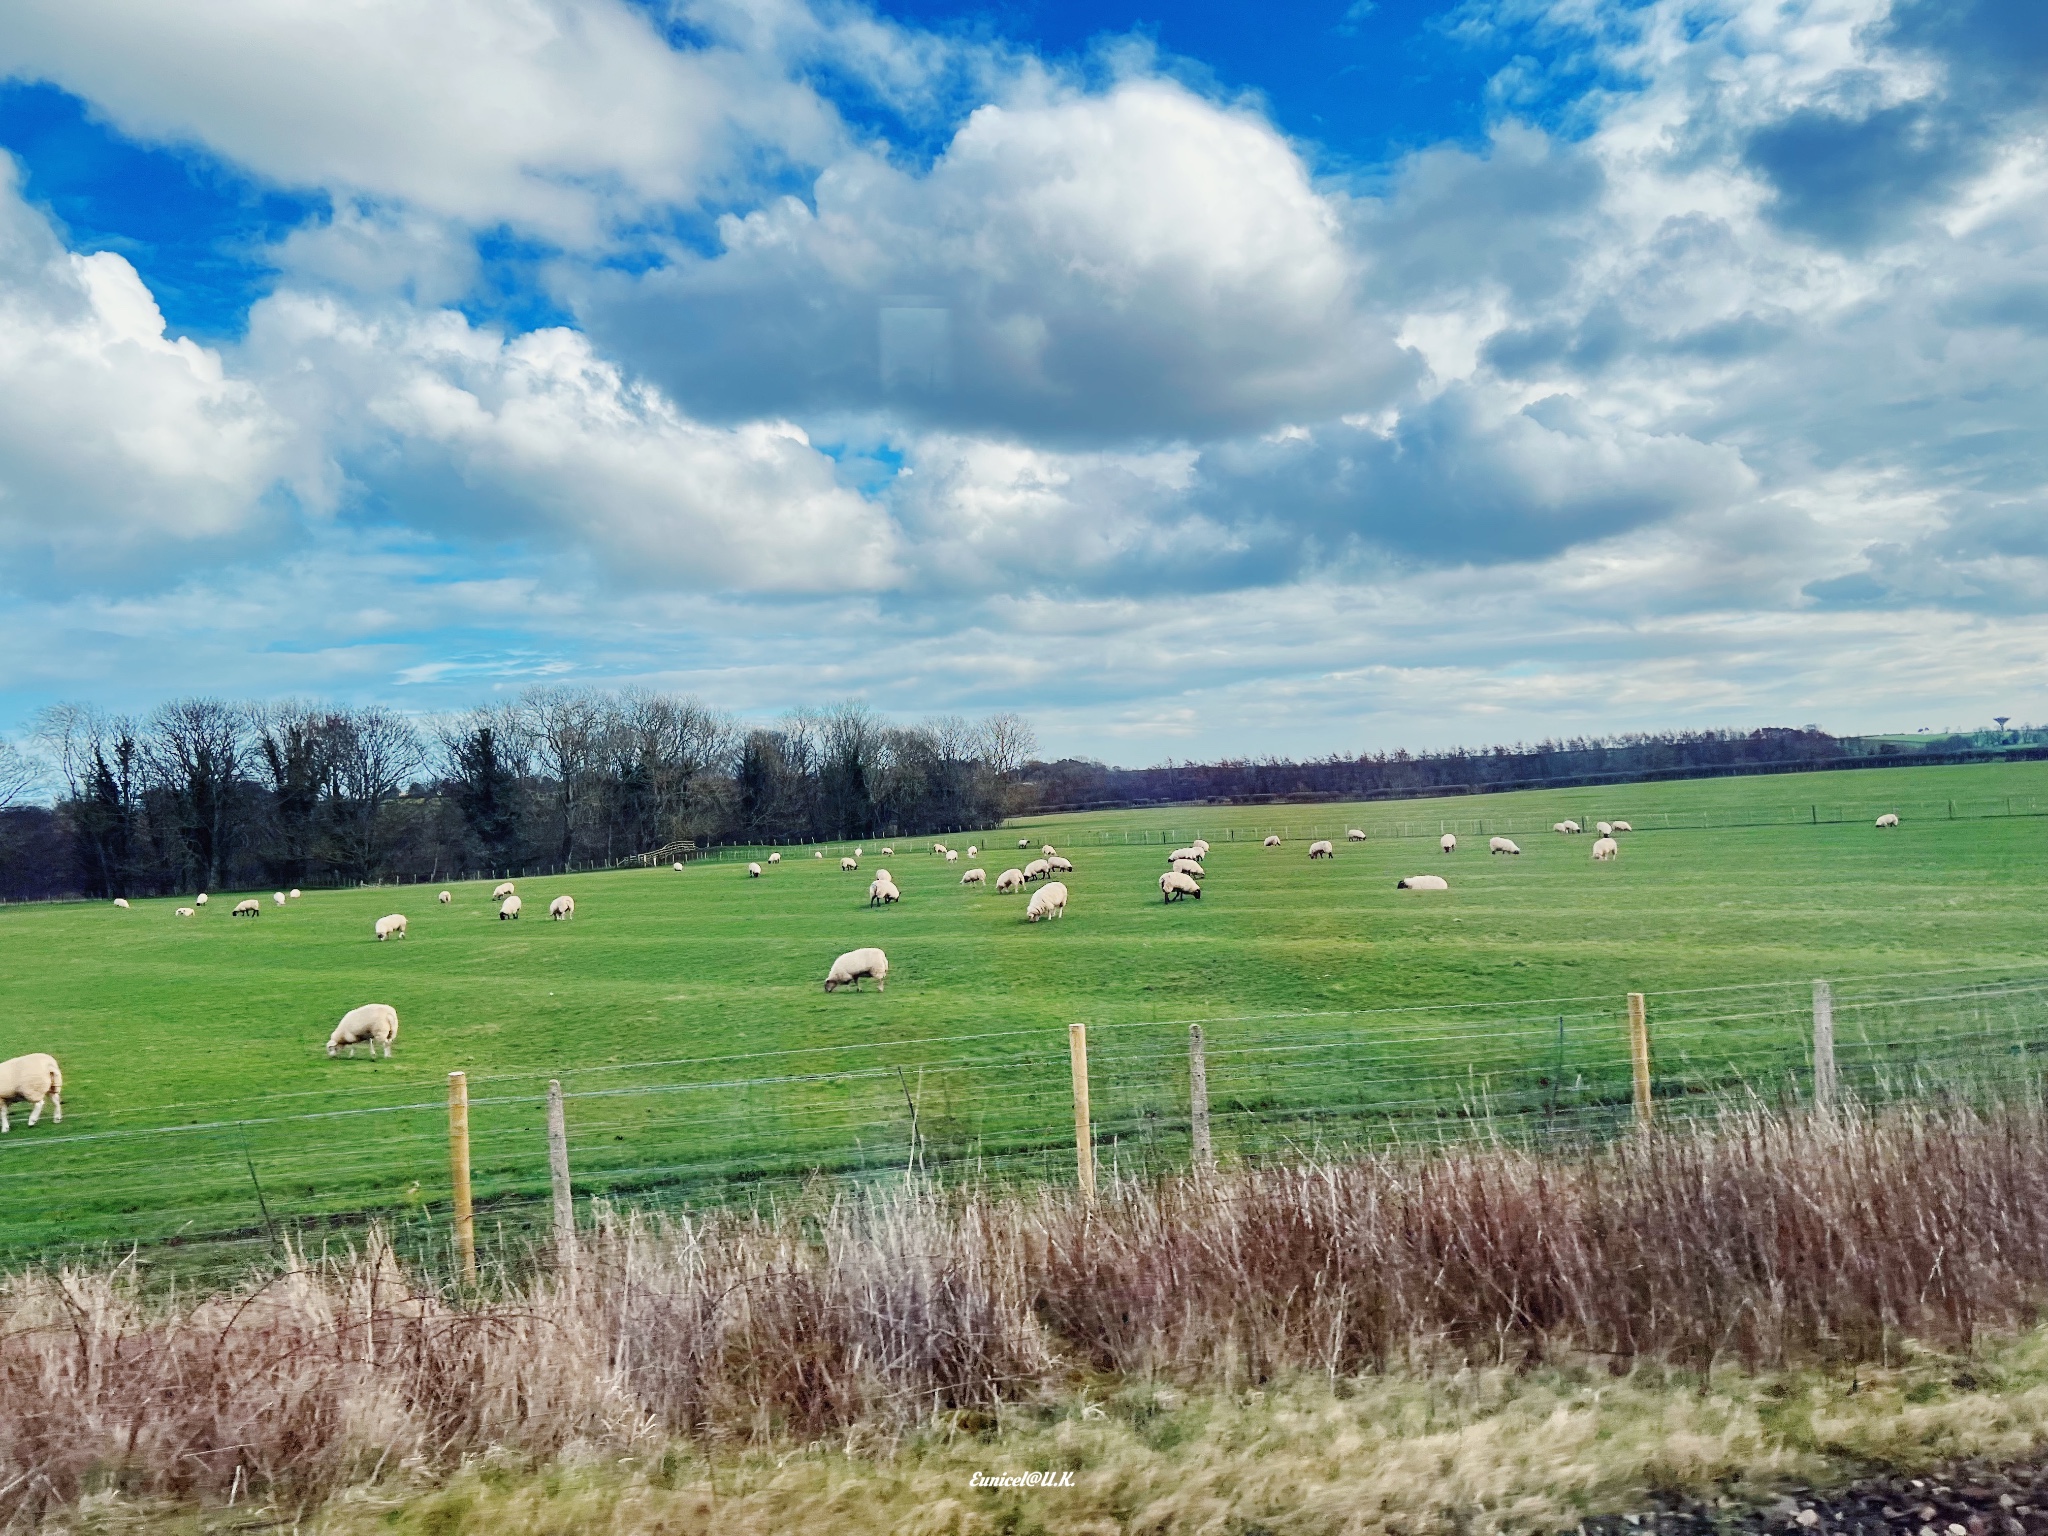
[382,1041,392,1058]
[0,1102,9,1134]
[48,1091,58,1124]
[26,1097,41,1127]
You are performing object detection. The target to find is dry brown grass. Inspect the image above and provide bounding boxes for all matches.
[11,1099,2048,1528]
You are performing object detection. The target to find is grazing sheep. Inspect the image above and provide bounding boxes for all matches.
[1612,822,1633,833]
[499,895,522,920]
[867,878,902,906]
[1018,838,1030,848]
[175,907,194,917]
[273,891,286,907]
[1023,858,1052,882]
[1489,837,1522,855]
[768,852,782,864]
[549,895,575,920]
[438,890,453,905]
[1263,835,1281,847]
[1048,855,1074,872]
[112,898,129,909]
[1026,880,1069,922]
[945,849,960,864]
[492,882,515,900]
[674,862,684,872]
[1876,813,1900,828]
[1563,820,1582,834]
[872,868,892,883]
[1596,822,1613,838]
[995,868,1026,893]
[1308,840,1334,859]
[824,947,888,992]
[374,913,407,941]
[961,867,986,885]
[966,845,978,857]
[1396,875,1449,891]
[748,862,762,878]
[1170,847,1201,864]
[853,848,862,858]
[1347,829,1366,841]
[327,1003,398,1059]
[933,843,949,855]
[841,856,860,872]
[195,893,208,906]
[232,899,261,917]
[1171,858,1205,878]
[814,850,823,859]
[289,889,302,899]
[0,1054,63,1133]
[881,847,894,856]
[1440,834,1457,854]
[1191,839,1210,857]
[1160,870,1201,902]
[1592,837,1619,861]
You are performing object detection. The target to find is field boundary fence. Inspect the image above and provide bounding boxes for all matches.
[11,957,2048,1287]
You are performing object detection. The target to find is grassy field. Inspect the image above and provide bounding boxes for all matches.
[1,759,2045,1271]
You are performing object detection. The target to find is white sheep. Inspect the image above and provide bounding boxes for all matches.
[1160,870,1201,902]
[814,850,824,859]
[933,842,949,855]
[873,868,892,883]
[674,861,685,871]
[327,1003,398,1059]
[112,898,129,909]
[824,947,888,992]
[499,895,522,920]
[1191,839,1210,856]
[748,862,762,878]
[1396,875,1449,891]
[1023,857,1052,882]
[881,846,895,856]
[1018,838,1030,848]
[1592,837,1619,861]
[175,907,194,917]
[1562,820,1582,834]
[1441,834,1458,854]
[1048,855,1074,872]
[961,867,987,885]
[232,899,261,917]
[1308,840,1334,859]
[768,852,782,864]
[995,868,1026,893]
[550,895,575,920]
[0,1054,62,1133]
[375,913,407,941]
[853,847,862,858]
[1171,858,1205,878]
[273,891,286,907]
[1263,835,1281,847]
[1489,837,1522,855]
[966,845,978,857]
[867,878,901,906]
[1347,829,1367,841]
[841,856,860,872]
[1169,847,1201,864]
[438,890,453,904]
[1876,813,1900,828]
[289,889,302,899]
[1042,844,1057,858]
[1612,822,1633,833]
[1026,880,1069,922]
[945,849,960,864]
[195,893,208,906]
[492,882,515,900]
[1596,822,1613,838]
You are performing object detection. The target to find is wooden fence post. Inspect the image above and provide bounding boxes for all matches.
[448,1071,477,1285]
[1188,1023,1213,1176]
[547,1080,576,1269]
[1626,994,1653,1129]
[1811,981,1836,1112]
[1069,1022,1095,1202]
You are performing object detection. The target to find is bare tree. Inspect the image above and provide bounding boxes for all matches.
[975,713,1038,777]
[144,699,249,889]
[521,687,605,866]
[0,737,44,812]
[323,706,423,879]
[250,700,328,884]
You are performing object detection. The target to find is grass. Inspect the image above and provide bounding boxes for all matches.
[1,759,2046,1269]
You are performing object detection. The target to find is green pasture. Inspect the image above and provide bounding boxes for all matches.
[1,759,2045,1274]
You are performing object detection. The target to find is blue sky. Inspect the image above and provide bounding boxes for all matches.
[0,0,2041,762]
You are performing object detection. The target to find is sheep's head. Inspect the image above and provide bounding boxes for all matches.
[823,978,839,993]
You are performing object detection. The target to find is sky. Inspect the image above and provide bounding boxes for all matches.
[0,0,2041,763]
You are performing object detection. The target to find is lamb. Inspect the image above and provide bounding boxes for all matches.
[499,895,522,920]
[438,890,453,904]
[867,878,902,906]
[492,882,516,900]
[748,862,762,878]
[375,913,407,941]
[112,898,128,909]
[945,849,960,863]
[1612,822,1633,833]
[1171,858,1205,878]
[273,891,286,906]
[195,893,208,906]
[1047,855,1074,872]
[232,899,261,917]
[1489,837,1522,855]
[995,868,1026,893]
[1347,829,1367,841]
[327,1003,398,1059]
[1596,822,1613,837]
[175,907,194,917]
[1592,837,1619,861]
[0,1054,62,1133]
[1440,834,1457,854]
[1263,835,1281,847]
[1023,858,1052,882]
[841,856,860,872]
[1308,840,1334,859]
[1026,880,1069,922]
[824,947,888,992]
[549,895,575,920]
[768,852,782,863]
[961,868,987,885]
[1876,813,1900,828]
[1396,875,1449,891]
[1160,871,1201,902]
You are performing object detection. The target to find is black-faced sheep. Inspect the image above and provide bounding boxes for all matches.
[499,895,522,920]
[375,913,407,940]
[995,868,1026,893]
[1440,834,1457,854]
[1489,837,1521,855]
[1396,875,1449,891]
[1308,840,1334,859]
[232,899,261,917]
[1160,871,1201,902]
[549,895,575,920]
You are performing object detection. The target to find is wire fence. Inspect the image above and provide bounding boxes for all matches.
[9,958,2048,1287]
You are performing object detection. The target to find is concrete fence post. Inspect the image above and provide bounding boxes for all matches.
[547,1080,576,1270]
[1069,1022,1095,1202]
[1812,981,1837,1112]
[1188,1023,1213,1176]
[448,1071,477,1285]
[1626,994,1653,1129]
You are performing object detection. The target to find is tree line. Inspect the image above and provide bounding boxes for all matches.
[0,693,1036,901]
